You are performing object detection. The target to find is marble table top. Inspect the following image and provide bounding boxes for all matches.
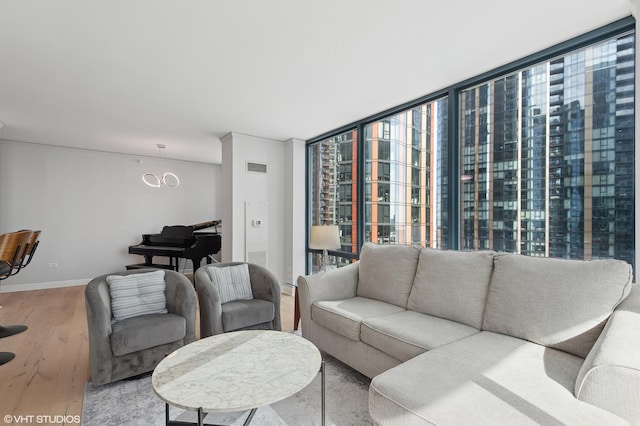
[152,330,322,413]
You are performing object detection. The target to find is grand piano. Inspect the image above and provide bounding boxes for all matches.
[127,220,221,272]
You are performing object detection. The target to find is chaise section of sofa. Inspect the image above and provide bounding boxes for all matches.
[369,331,629,426]
[575,284,640,424]
[298,242,639,425]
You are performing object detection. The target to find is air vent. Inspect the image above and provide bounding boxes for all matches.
[247,250,268,268]
[246,162,268,174]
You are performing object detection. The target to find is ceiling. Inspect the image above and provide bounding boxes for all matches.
[0,0,633,164]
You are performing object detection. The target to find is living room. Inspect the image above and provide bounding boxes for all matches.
[1,1,639,425]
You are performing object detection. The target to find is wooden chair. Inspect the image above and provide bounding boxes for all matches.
[0,233,11,280]
[18,230,41,269]
[0,230,33,277]
[0,230,33,365]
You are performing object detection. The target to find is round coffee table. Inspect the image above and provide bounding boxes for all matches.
[152,330,324,426]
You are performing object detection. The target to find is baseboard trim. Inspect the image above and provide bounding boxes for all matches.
[281,281,295,296]
[0,279,88,293]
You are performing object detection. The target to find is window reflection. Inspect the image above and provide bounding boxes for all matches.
[461,34,635,265]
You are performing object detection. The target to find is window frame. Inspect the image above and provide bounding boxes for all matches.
[305,16,635,273]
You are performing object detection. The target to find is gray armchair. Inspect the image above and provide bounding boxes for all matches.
[195,262,281,337]
[85,269,197,386]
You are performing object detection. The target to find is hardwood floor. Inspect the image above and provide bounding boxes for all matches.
[0,284,296,424]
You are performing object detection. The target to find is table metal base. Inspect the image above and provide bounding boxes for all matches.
[165,360,326,426]
[165,406,257,426]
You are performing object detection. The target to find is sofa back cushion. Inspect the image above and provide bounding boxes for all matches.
[482,253,633,358]
[357,242,421,308]
[408,248,495,329]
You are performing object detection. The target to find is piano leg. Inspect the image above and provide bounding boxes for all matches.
[193,258,201,272]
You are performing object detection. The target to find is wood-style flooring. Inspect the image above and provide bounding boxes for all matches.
[0,283,295,425]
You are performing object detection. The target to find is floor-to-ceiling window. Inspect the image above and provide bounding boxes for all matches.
[461,32,635,266]
[363,99,449,249]
[308,129,358,272]
[306,18,635,271]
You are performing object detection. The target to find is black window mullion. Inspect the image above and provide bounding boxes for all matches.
[356,123,366,257]
[448,88,460,249]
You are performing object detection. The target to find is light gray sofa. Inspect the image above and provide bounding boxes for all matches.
[297,242,640,425]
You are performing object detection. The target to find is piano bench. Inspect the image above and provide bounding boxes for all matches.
[125,263,177,271]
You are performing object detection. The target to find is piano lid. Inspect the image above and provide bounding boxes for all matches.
[191,220,221,231]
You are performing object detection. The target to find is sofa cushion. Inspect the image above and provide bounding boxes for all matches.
[369,331,628,426]
[111,313,185,356]
[311,297,405,341]
[357,242,421,308]
[221,298,274,332]
[408,248,495,329]
[361,310,479,362]
[482,253,633,358]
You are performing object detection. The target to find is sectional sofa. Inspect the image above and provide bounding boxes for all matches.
[297,242,640,425]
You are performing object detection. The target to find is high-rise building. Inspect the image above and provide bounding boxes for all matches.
[307,23,634,272]
[461,34,635,266]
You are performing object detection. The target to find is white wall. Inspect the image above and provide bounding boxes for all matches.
[220,133,234,263]
[220,132,306,285]
[0,140,221,291]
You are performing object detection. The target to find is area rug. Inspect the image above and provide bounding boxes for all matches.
[81,353,372,425]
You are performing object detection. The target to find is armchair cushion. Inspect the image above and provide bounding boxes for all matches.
[107,270,168,322]
[110,313,186,356]
[207,263,253,304]
[221,298,275,331]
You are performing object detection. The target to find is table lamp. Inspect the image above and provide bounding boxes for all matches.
[309,225,341,271]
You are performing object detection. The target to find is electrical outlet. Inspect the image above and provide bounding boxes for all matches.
[48,262,58,268]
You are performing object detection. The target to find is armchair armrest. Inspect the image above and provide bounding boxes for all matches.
[297,261,359,336]
[575,283,640,423]
[248,263,282,331]
[195,266,224,336]
[164,270,197,344]
[85,276,115,385]
[85,277,113,347]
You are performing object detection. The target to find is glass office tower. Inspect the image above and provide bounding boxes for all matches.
[308,130,358,270]
[461,34,635,265]
[363,99,448,249]
[307,25,634,271]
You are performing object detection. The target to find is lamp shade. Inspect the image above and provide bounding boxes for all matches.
[309,225,341,250]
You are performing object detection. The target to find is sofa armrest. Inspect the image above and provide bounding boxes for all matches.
[297,261,359,303]
[575,283,640,423]
[297,261,359,334]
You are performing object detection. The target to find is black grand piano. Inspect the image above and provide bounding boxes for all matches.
[127,220,221,272]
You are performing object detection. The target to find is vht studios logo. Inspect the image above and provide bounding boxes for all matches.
[4,414,81,424]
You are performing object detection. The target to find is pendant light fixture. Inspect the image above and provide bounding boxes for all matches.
[142,144,180,188]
